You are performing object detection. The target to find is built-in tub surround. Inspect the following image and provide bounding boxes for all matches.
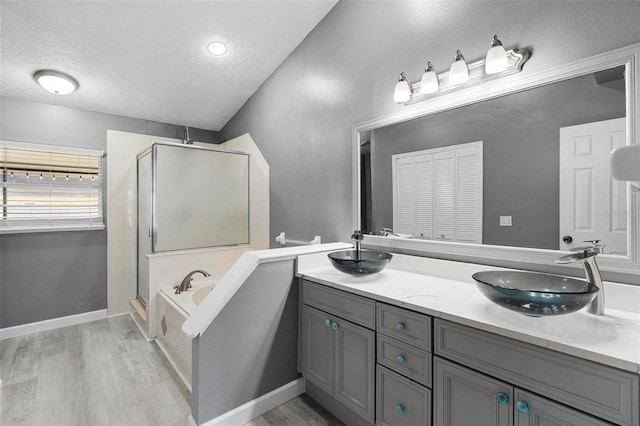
[297,252,640,373]
[156,278,218,391]
[182,243,351,426]
[130,244,254,340]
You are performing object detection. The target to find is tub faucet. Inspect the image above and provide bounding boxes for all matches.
[174,270,210,294]
[555,248,604,315]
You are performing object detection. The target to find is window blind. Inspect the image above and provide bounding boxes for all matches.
[0,141,104,233]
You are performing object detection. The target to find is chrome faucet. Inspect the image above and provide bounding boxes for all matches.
[351,230,364,254]
[380,227,399,237]
[174,269,210,294]
[555,248,605,315]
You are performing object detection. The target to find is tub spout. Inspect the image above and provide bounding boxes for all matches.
[174,270,211,294]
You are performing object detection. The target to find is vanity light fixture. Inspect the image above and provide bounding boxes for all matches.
[449,50,470,85]
[420,62,439,94]
[392,37,530,105]
[33,70,79,95]
[485,35,509,74]
[393,72,412,103]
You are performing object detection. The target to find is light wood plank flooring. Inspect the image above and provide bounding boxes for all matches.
[1,315,343,426]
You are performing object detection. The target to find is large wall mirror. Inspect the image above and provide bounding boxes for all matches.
[353,43,640,277]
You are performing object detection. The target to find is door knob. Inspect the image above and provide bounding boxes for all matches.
[562,235,573,244]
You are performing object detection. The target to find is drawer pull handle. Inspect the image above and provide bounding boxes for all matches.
[324,319,331,327]
[331,322,338,330]
[396,355,405,364]
[395,404,404,415]
[395,322,406,331]
[496,392,509,405]
[516,400,529,414]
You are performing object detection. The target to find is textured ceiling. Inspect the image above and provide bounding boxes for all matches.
[0,1,338,131]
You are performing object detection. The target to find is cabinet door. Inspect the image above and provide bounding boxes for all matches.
[514,389,611,426]
[301,305,334,395]
[334,318,375,422]
[434,357,512,426]
[378,365,431,426]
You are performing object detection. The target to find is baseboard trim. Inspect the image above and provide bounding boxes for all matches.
[190,377,305,426]
[0,309,107,340]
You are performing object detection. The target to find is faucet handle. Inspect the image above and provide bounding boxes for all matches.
[351,230,364,242]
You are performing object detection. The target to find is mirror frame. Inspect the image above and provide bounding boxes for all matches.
[352,43,640,275]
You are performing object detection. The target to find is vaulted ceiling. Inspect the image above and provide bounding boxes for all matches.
[0,1,338,131]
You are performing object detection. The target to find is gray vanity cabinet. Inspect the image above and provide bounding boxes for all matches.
[434,357,511,426]
[434,356,610,426]
[376,302,433,426]
[301,281,376,423]
[434,319,638,426]
[300,304,334,394]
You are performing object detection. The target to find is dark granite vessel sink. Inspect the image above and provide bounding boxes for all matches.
[472,270,599,317]
[328,250,392,276]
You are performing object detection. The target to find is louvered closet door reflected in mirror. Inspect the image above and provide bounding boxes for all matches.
[392,141,483,243]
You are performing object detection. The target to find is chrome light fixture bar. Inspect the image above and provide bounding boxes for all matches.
[395,35,531,106]
[403,47,530,105]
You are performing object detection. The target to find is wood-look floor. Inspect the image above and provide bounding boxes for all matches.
[1,315,343,426]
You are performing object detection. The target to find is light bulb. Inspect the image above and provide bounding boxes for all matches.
[394,72,412,103]
[420,62,439,95]
[485,35,508,74]
[449,51,469,85]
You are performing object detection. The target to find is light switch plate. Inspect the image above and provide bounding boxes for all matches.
[500,216,512,227]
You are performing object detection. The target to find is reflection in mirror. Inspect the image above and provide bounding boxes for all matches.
[361,66,626,255]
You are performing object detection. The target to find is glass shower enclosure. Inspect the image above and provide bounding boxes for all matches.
[137,142,249,307]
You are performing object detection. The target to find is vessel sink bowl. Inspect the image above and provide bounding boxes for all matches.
[472,270,599,317]
[328,250,392,276]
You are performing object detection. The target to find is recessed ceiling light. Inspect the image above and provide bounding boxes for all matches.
[207,41,228,56]
[33,70,79,95]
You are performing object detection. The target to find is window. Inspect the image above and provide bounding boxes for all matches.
[0,141,104,234]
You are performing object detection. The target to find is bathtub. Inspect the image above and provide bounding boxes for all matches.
[155,279,218,391]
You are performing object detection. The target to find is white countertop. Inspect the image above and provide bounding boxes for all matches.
[300,265,640,374]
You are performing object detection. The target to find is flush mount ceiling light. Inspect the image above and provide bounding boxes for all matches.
[33,70,79,95]
[207,41,228,56]
[485,35,509,74]
[420,62,439,95]
[449,50,470,85]
[392,36,530,105]
[393,72,412,103]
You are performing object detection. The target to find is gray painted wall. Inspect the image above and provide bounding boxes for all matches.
[192,260,300,424]
[370,72,625,250]
[0,96,219,328]
[220,0,640,280]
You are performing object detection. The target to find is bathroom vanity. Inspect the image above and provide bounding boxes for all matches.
[298,263,640,426]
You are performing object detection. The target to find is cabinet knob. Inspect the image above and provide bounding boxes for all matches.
[496,392,509,405]
[395,322,406,331]
[396,355,405,364]
[331,322,338,330]
[515,400,529,414]
[395,404,404,415]
[324,319,331,327]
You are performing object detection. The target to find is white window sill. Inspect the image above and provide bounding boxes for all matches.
[0,224,105,235]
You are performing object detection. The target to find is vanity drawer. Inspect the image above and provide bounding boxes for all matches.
[377,303,432,351]
[377,365,431,426]
[434,319,639,426]
[302,280,375,329]
[377,334,432,388]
